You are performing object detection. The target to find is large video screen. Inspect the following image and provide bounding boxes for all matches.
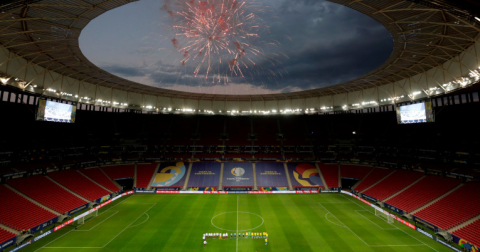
[396,101,434,124]
[36,99,76,123]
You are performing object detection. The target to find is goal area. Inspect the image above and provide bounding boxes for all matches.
[77,209,98,225]
[375,208,394,224]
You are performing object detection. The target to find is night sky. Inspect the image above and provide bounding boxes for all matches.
[80,0,393,95]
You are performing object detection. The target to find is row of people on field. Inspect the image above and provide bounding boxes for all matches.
[203,232,268,240]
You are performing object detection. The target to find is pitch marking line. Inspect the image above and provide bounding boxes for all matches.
[128,213,150,229]
[341,195,439,252]
[318,202,424,248]
[75,211,119,231]
[354,210,397,230]
[325,213,346,228]
[211,211,264,232]
[42,202,156,250]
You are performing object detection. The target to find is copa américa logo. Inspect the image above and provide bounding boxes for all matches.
[231,167,245,176]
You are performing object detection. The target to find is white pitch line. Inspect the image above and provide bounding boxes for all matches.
[101,203,157,248]
[341,195,439,252]
[354,210,397,230]
[236,195,239,252]
[75,211,119,231]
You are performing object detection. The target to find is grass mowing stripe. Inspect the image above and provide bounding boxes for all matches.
[295,195,357,252]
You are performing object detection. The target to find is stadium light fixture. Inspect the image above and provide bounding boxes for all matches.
[0,77,10,84]
[476,17,480,22]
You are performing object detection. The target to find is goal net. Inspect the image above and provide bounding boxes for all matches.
[375,208,394,224]
[77,209,98,225]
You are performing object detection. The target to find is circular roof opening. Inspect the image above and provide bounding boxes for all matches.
[80,0,393,95]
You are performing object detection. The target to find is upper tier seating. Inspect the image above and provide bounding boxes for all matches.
[255,154,283,159]
[319,164,339,188]
[101,165,135,180]
[452,219,480,248]
[0,228,16,245]
[0,185,57,231]
[340,165,372,179]
[354,168,393,192]
[48,169,110,201]
[8,175,87,214]
[386,175,462,213]
[415,183,480,230]
[136,163,157,188]
[80,168,120,192]
[363,170,424,201]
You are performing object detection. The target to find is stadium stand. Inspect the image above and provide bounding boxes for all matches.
[319,164,339,188]
[136,163,158,188]
[7,175,87,214]
[362,170,424,201]
[340,165,372,179]
[0,185,57,231]
[80,168,120,192]
[452,219,480,248]
[385,176,462,213]
[354,168,393,192]
[48,169,110,201]
[255,154,283,159]
[0,228,16,245]
[253,118,278,145]
[415,183,480,230]
[226,116,251,146]
[101,165,135,180]
[224,154,252,159]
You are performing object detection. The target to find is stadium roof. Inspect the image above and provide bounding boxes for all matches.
[0,0,479,105]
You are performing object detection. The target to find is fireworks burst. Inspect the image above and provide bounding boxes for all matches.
[161,0,281,85]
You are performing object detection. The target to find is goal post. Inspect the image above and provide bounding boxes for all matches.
[375,208,394,224]
[77,209,98,225]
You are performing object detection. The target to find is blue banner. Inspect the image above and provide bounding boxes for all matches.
[9,240,31,252]
[223,162,253,187]
[187,163,221,187]
[361,194,378,203]
[255,163,289,187]
[412,216,438,232]
[68,203,89,215]
[0,236,16,250]
[186,187,217,191]
[151,162,188,188]
[30,217,58,234]
[287,163,323,188]
[96,194,111,204]
[383,202,405,215]
[224,187,252,191]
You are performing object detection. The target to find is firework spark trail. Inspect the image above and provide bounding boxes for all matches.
[161,0,279,85]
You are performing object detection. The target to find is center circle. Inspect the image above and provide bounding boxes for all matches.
[211,211,264,232]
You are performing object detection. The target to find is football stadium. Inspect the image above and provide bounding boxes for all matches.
[1,0,480,251]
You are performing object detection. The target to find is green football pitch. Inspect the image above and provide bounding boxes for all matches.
[20,193,451,252]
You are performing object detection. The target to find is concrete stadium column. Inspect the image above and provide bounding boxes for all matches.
[315,163,329,190]
[283,162,293,191]
[183,162,194,190]
[252,162,258,191]
[338,164,342,189]
[219,162,224,190]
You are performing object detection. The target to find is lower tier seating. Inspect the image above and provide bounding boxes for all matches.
[136,163,157,188]
[340,165,372,179]
[319,164,339,188]
[386,175,462,213]
[0,228,16,245]
[0,185,57,231]
[452,219,480,248]
[363,170,424,201]
[48,169,110,201]
[8,175,87,214]
[80,168,120,192]
[354,168,393,192]
[415,183,480,230]
[101,165,135,180]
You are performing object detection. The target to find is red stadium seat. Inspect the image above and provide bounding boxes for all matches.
[48,169,110,201]
[362,170,424,201]
[101,165,135,180]
[354,168,393,192]
[319,164,339,188]
[80,168,120,192]
[386,175,461,213]
[0,185,57,231]
[8,175,87,214]
[136,163,158,188]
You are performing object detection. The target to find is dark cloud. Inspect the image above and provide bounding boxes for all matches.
[82,0,393,94]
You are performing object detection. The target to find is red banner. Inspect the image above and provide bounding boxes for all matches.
[54,219,73,231]
[156,190,181,193]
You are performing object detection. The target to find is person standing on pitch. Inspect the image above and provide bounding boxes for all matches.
[204,240,207,247]
[265,238,268,246]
